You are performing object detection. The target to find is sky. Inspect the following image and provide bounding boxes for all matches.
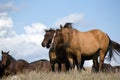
[0,0,120,67]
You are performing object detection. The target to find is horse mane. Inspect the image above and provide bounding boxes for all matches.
[8,54,16,61]
[45,28,55,33]
[30,59,48,64]
[61,23,73,47]
[64,23,73,28]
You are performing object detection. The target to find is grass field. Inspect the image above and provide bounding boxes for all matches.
[2,68,120,80]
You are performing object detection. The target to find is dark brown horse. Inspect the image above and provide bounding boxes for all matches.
[49,44,70,72]
[1,51,29,76]
[94,63,120,73]
[29,59,51,72]
[41,28,70,72]
[0,61,4,78]
[51,23,120,72]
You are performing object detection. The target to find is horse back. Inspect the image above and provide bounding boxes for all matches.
[68,29,109,55]
[30,59,51,72]
[15,59,29,73]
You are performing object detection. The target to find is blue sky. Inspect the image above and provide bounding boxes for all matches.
[10,0,120,40]
[0,0,120,66]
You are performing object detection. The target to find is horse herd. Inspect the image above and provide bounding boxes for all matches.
[0,23,120,78]
[41,23,120,72]
[0,51,51,78]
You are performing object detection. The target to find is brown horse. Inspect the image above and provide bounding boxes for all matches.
[95,63,120,73]
[41,28,70,72]
[1,51,29,76]
[29,59,51,72]
[49,43,70,72]
[0,61,4,78]
[52,23,120,72]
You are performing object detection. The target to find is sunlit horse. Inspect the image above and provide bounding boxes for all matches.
[51,23,120,72]
[1,51,29,76]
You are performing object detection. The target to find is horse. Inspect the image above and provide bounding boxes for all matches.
[51,23,120,72]
[1,51,29,76]
[49,43,70,72]
[0,61,4,78]
[29,59,51,72]
[51,29,87,71]
[41,28,70,72]
[96,63,120,73]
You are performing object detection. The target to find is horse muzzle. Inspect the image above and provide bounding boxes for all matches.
[41,42,46,47]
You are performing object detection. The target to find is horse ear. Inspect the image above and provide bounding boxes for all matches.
[7,51,9,54]
[60,24,63,29]
[1,50,3,54]
[44,29,47,32]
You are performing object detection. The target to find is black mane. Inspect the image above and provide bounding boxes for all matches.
[64,23,73,28]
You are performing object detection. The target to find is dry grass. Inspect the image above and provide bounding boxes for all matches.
[2,68,120,80]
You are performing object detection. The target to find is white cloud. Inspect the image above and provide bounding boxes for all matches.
[0,12,16,38]
[0,12,13,29]
[24,23,46,35]
[55,13,84,27]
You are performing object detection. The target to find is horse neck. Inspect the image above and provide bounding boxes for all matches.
[7,55,17,65]
[62,28,73,45]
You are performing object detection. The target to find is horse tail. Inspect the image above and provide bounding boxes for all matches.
[107,37,113,61]
[111,40,120,53]
[107,35,120,61]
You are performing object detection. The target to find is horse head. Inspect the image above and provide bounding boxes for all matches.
[41,28,56,48]
[1,51,10,67]
[51,23,73,49]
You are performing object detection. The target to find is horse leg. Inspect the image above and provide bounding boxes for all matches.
[99,50,106,72]
[68,56,74,70]
[92,56,99,72]
[80,59,86,71]
[54,63,59,72]
[76,53,81,71]
[61,63,66,72]
[65,60,70,71]
[51,62,55,72]
[58,62,61,72]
